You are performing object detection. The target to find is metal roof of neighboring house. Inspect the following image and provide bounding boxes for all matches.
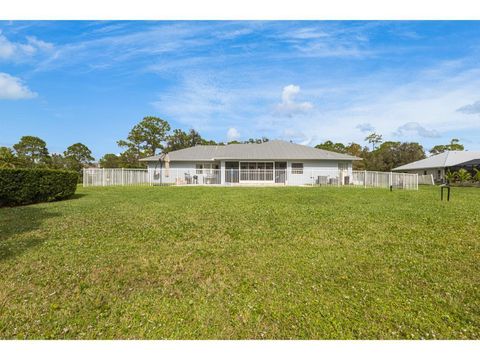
[393,151,480,171]
[140,140,361,162]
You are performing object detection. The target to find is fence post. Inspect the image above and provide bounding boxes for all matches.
[364,170,367,188]
[403,173,406,189]
[102,168,105,187]
[83,168,86,187]
[121,168,124,186]
[389,172,392,188]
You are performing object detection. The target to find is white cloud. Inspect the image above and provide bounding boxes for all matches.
[356,123,375,133]
[456,100,480,114]
[25,36,54,52]
[279,23,381,59]
[35,23,213,72]
[0,73,37,100]
[394,122,440,138]
[275,84,313,117]
[282,129,312,145]
[256,63,480,150]
[227,127,240,141]
[151,74,236,130]
[216,28,253,40]
[285,27,329,40]
[294,42,371,58]
[0,33,54,61]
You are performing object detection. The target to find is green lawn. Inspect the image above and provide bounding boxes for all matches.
[0,185,479,339]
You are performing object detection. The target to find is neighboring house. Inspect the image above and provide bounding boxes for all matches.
[140,140,361,186]
[393,151,480,182]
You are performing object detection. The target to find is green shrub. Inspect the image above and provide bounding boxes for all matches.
[0,168,78,207]
[474,168,480,182]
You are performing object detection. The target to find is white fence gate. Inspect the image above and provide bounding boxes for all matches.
[418,174,435,185]
[83,168,418,190]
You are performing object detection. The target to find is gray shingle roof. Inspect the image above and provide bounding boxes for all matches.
[140,140,361,162]
[393,151,480,171]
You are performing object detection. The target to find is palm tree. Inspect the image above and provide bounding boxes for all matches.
[473,167,480,183]
[444,170,457,184]
[456,168,472,183]
[364,133,383,151]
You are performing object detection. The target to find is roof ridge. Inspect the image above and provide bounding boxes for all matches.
[141,139,362,162]
[443,151,451,167]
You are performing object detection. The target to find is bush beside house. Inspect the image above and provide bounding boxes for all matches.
[0,168,78,207]
[445,168,480,187]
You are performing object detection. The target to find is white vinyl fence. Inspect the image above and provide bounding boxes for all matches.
[83,168,151,187]
[84,168,418,190]
[418,174,435,185]
[351,171,418,190]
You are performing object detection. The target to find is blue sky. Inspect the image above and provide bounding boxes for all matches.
[1,21,480,158]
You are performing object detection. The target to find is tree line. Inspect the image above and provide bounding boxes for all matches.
[0,137,94,176]
[0,116,466,173]
[315,134,464,171]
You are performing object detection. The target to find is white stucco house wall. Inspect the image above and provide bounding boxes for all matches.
[139,140,361,186]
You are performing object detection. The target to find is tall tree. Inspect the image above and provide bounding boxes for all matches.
[203,139,219,145]
[430,138,465,155]
[99,153,122,168]
[187,129,205,146]
[344,143,366,170]
[164,128,218,153]
[48,153,67,170]
[364,141,425,171]
[117,116,171,158]
[365,133,383,150]
[244,137,269,144]
[118,148,146,168]
[13,136,50,167]
[0,147,19,168]
[344,143,363,157]
[165,129,197,152]
[63,143,95,173]
[315,140,347,153]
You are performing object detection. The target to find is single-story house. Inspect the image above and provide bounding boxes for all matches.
[140,140,361,186]
[393,150,480,182]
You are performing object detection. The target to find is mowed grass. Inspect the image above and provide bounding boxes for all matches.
[0,185,479,339]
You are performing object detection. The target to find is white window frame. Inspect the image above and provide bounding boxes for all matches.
[291,163,304,174]
[196,163,219,174]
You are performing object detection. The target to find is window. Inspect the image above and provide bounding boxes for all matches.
[240,162,273,170]
[338,162,349,171]
[225,162,239,169]
[292,163,303,174]
[196,163,219,174]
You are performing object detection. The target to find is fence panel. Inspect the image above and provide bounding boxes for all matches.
[352,171,418,190]
[83,168,151,187]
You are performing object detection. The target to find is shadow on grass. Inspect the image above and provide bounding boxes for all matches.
[0,206,60,262]
[66,193,88,201]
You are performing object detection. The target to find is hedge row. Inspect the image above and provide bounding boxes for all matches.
[0,168,78,207]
